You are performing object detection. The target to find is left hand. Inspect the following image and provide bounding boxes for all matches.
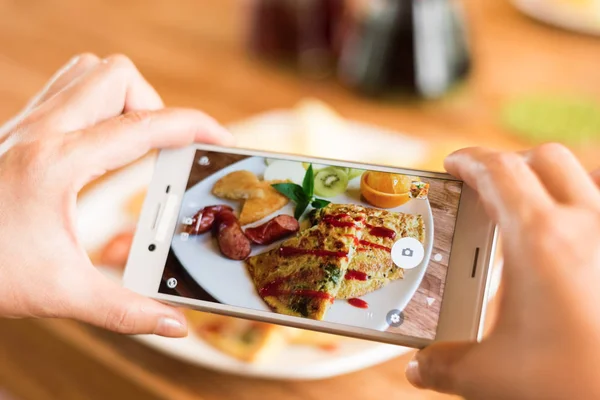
[0,54,234,337]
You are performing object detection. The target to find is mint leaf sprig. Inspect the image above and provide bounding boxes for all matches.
[272,164,331,219]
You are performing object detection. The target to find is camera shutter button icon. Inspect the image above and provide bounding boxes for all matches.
[391,237,425,270]
[386,309,404,327]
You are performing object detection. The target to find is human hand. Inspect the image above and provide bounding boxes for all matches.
[0,54,234,337]
[406,144,600,399]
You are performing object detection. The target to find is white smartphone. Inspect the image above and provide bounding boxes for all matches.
[124,144,497,348]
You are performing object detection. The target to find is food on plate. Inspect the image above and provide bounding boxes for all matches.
[185,310,289,363]
[313,167,349,198]
[212,170,264,199]
[98,230,135,269]
[272,164,331,220]
[360,172,411,208]
[246,206,364,320]
[263,160,306,185]
[285,328,346,350]
[184,310,349,362]
[244,215,300,245]
[366,172,412,194]
[410,181,430,200]
[239,182,289,225]
[184,204,234,235]
[247,203,425,318]
[210,169,290,226]
[311,206,425,299]
[215,210,252,260]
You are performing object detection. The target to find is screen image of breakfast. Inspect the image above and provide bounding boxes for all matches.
[185,160,428,319]
[159,150,462,341]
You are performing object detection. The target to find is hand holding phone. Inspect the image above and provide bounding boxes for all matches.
[0,54,233,337]
[407,145,600,399]
[125,145,497,348]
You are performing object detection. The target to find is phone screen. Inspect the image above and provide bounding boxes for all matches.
[159,150,462,341]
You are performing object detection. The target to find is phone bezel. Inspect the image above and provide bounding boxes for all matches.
[123,144,497,348]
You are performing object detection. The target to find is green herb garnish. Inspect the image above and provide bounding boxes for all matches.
[272,164,331,219]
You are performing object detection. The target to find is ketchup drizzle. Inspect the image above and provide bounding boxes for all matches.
[344,270,368,281]
[322,215,356,228]
[358,240,391,252]
[348,298,369,309]
[365,223,396,239]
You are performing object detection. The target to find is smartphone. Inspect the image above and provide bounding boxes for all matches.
[124,144,497,348]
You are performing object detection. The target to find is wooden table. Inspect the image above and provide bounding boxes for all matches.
[0,0,598,399]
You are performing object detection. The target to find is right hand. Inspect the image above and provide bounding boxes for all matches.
[406,144,600,400]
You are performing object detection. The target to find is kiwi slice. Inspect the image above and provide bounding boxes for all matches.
[348,168,365,180]
[314,167,349,198]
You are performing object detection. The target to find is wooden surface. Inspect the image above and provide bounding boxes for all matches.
[0,0,598,399]
[160,151,460,340]
[390,178,460,339]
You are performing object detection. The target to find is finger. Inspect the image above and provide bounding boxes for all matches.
[444,147,554,227]
[30,53,101,107]
[67,267,188,337]
[0,54,99,142]
[406,342,476,395]
[592,169,600,188]
[30,54,164,134]
[64,107,235,189]
[523,143,600,206]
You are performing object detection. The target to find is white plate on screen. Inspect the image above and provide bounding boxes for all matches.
[171,156,434,331]
[75,110,439,380]
[511,0,600,36]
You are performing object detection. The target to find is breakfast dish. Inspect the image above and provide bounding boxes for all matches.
[246,205,363,320]
[239,182,289,225]
[246,203,425,318]
[169,153,436,333]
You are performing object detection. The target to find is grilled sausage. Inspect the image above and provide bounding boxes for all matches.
[214,210,252,260]
[184,205,234,235]
[244,215,299,245]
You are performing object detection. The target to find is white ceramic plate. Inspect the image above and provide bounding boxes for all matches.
[511,0,600,36]
[171,156,434,331]
[75,110,438,380]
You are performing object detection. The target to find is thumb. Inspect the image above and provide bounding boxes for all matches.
[406,342,476,395]
[67,267,188,337]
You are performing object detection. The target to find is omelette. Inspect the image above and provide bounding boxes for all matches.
[246,203,425,320]
[337,208,424,299]
[246,205,364,320]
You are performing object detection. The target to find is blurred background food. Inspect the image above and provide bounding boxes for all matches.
[0,0,599,398]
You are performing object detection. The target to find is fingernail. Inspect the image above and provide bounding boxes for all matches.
[155,317,187,337]
[66,55,81,68]
[406,359,424,388]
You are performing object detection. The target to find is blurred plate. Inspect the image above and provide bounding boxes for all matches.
[76,110,437,380]
[511,0,600,36]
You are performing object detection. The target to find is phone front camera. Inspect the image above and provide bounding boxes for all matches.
[148,244,156,252]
